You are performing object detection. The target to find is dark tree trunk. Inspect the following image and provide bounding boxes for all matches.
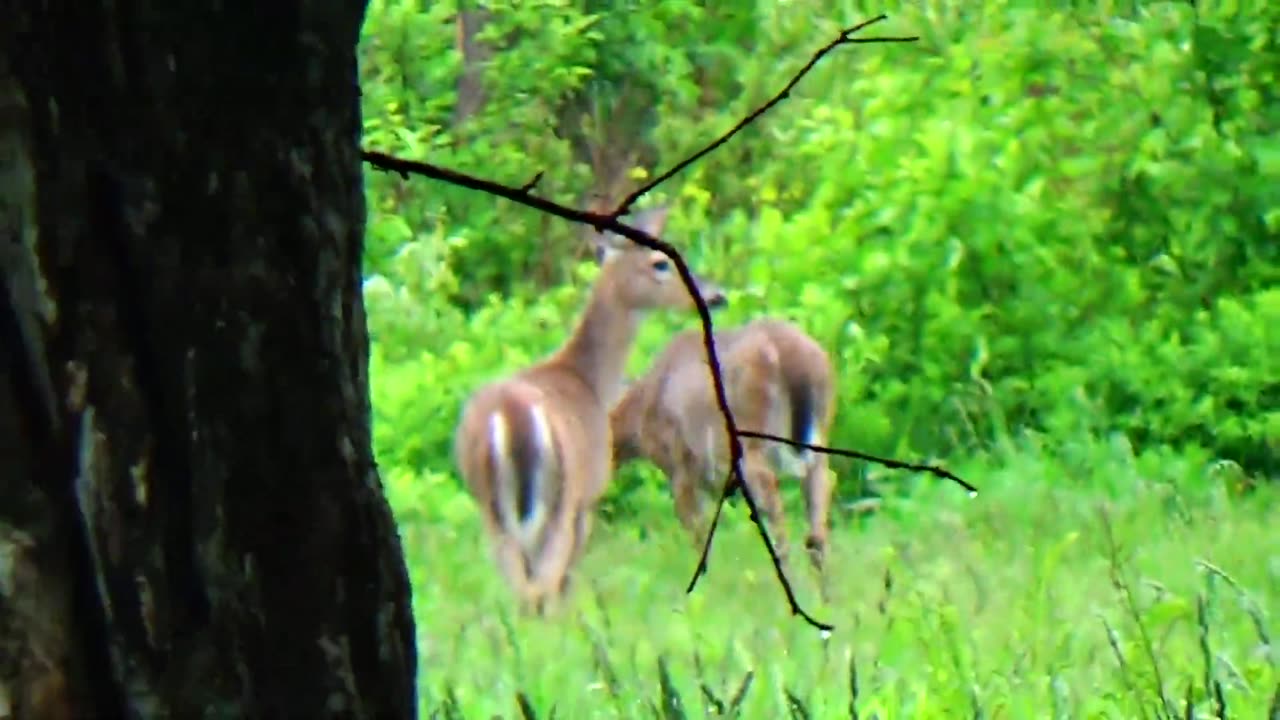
[1,3,417,718]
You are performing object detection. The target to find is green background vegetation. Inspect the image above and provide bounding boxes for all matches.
[357,0,1278,716]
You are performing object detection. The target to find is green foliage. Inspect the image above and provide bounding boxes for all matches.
[360,0,1278,511]
[361,0,605,301]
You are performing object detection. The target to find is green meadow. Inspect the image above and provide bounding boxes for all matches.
[389,440,1277,717]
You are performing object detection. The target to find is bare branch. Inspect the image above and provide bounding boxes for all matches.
[738,430,978,494]
[608,15,920,219]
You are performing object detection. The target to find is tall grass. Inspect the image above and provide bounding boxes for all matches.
[390,436,1279,718]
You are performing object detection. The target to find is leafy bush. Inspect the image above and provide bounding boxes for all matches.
[358,0,1279,517]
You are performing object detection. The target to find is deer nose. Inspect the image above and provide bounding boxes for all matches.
[705,288,728,308]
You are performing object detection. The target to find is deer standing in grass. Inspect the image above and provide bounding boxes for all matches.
[453,207,727,615]
[610,318,836,587]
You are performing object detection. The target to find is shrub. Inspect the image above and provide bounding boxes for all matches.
[359,0,1280,512]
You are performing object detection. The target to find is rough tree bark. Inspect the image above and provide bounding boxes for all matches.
[1,2,417,718]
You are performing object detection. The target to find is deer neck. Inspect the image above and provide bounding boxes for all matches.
[553,284,642,408]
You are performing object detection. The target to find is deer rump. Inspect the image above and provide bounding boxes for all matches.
[659,320,830,491]
[476,377,602,584]
[485,386,561,557]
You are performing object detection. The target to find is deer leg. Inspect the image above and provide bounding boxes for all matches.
[487,525,540,614]
[525,505,580,615]
[557,507,593,602]
[526,594,547,618]
[802,455,832,572]
[739,447,790,570]
[668,463,705,548]
[802,454,833,600]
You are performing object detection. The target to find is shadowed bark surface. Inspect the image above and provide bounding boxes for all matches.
[1,2,417,717]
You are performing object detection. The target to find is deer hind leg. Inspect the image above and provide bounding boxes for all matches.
[556,507,594,603]
[802,452,833,599]
[659,446,706,549]
[524,502,582,615]
[490,532,543,616]
[673,465,707,548]
[739,443,790,570]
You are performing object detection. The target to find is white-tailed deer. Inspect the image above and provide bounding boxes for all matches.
[453,207,727,615]
[610,318,836,584]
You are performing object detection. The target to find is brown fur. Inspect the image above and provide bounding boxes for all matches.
[455,207,726,615]
[610,318,836,590]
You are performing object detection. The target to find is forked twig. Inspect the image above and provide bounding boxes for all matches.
[686,464,828,629]
[608,15,919,220]
[362,17,975,631]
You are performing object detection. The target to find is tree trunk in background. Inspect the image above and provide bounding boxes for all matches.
[0,3,417,717]
[453,1,493,128]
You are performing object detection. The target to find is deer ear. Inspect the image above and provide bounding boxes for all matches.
[591,231,626,266]
[587,205,666,264]
[628,205,670,237]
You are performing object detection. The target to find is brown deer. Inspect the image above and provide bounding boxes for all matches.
[453,207,727,615]
[610,318,836,587]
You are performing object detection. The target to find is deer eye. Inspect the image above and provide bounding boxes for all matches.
[651,258,671,273]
